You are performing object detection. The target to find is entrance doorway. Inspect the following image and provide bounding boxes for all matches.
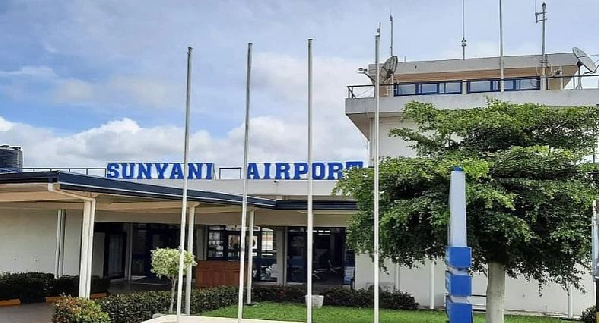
[131,224,180,277]
[286,227,349,285]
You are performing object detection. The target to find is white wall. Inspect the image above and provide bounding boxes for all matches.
[0,208,82,275]
[354,254,595,315]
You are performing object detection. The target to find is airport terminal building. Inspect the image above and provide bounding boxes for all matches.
[0,50,597,316]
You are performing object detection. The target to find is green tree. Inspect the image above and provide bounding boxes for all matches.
[336,100,598,322]
[151,247,196,313]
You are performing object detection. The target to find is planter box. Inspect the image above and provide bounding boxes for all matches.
[90,293,108,299]
[45,296,63,303]
[0,299,21,307]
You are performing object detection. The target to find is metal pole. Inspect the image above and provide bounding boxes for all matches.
[237,42,253,323]
[54,210,64,278]
[499,0,505,92]
[306,37,315,323]
[185,205,196,314]
[461,0,467,59]
[537,2,547,90]
[176,46,193,322]
[374,27,381,323]
[390,15,393,57]
[246,210,255,305]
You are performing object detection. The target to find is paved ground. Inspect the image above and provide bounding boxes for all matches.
[0,303,53,323]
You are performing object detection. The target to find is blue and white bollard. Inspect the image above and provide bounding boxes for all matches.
[445,167,473,323]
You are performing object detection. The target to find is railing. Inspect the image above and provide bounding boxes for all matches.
[346,74,599,99]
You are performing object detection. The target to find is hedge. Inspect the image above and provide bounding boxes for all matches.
[95,285,418,323]
[0,272,111,303]
[53,296,110,323]
[97,287,238,323]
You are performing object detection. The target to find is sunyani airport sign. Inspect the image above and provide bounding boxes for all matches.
[106,161,364,180]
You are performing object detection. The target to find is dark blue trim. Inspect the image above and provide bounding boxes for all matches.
[0,171,358,211]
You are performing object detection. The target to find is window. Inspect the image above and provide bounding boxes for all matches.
[394,83,416,96]
[516,78,539,90]
[419,83,439,94]
[468,80,499,93]
[441,82,462,94]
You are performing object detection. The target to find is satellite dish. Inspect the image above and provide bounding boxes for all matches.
[380,56,398,82]
[573,47,598,73]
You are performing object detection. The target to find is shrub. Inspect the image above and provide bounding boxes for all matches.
[581,305,597,323]
[252,285,306,303]
[0,272,54,303]
[150,247,196,313]
[0,272,111,303]
[97,287,237,323]
[52,296,110,323]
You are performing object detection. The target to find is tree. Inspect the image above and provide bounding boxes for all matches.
[336,100,598,322]
[150,247,196,313]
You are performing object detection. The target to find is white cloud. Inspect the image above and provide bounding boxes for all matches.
[53,78,94,103]
[0,66,56,78]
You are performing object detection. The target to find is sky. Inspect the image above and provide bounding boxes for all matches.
[0,0,597,168]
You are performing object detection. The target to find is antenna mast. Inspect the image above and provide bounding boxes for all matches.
[390,15,394,57]
[536,2,547,90]
[461,0,466,59]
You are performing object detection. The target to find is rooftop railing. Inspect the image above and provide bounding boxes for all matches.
[347,74,599,99]
[19,166,249,180]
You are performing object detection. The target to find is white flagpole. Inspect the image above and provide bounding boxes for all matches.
[373,27,381,323]
[237,42,253,323]
[306,37,314,323]
[176,46,193,323]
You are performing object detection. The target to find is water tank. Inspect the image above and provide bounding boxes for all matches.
[0,145,23,173]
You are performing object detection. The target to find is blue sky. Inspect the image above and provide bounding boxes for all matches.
[0,0,597,167]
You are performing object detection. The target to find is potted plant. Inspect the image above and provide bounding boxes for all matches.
[151,247,196,314]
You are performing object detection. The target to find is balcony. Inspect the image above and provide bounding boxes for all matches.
[346,74,598,116]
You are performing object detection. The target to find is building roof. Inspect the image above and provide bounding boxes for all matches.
[0,171,357,211]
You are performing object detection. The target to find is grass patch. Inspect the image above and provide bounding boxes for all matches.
[203,302,567,323]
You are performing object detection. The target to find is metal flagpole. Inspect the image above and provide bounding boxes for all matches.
[237,42,253,323]
[499,0,505,92]
[176,46,193,322]
[461,0,467,59]
[246,210,255,305]
[306,37,314,323]
[185,204,196,314]
[373,26,381,323]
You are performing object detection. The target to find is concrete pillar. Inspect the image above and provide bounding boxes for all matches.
[54,209,66,278]
[78,201,91,298]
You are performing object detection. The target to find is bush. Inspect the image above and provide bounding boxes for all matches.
[581,305,597,323]
[0,272,111,303]
[0,272,54,303]
[251,285,418,310]
[53,296,110,323]
[97,287,237,323]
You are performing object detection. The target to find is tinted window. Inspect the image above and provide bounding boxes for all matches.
[443,82,462,94]
[420,83,439,94]
[468,80,492,93]
[395,84,416,96]
[517,78,539,90]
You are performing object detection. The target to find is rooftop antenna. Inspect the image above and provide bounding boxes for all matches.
[572,47,598,89]
[535,2,547,90]
[390,14,394,57]
[461,0,467,59]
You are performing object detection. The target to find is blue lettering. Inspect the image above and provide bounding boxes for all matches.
[106,163,120,178]
[170,163,184,179]
[262,163,272,179]
[121,163,135,179]
[327,162,344,180]
[293,162,308,180]
[275,163,291,180]
[154,163,169,179]
[312,163,326,180]
[205,163,214,179]
[345,161,364,169]
[247,163,260,179]
[137,163,153,179]
[188,163,204,179]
